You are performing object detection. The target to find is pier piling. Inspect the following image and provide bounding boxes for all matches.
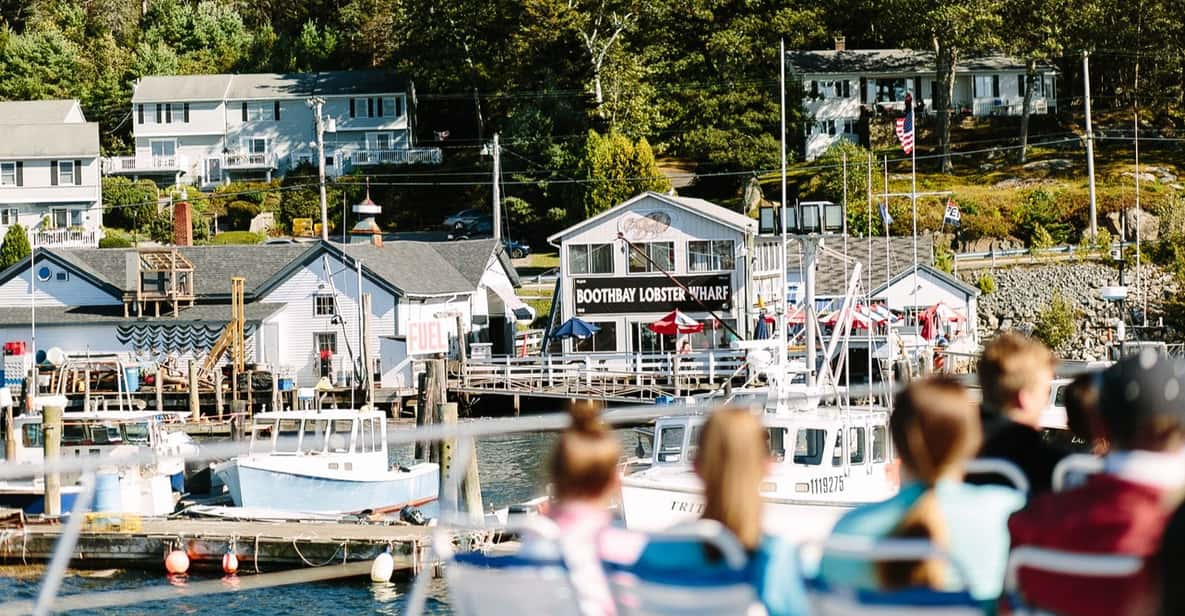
[43,404,63,517]
[155,365,164,413]
[187,361,200,421]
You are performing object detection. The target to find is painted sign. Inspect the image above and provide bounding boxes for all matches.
[617,211,673,241]
[573,274,732,315]
[406,319,450,355]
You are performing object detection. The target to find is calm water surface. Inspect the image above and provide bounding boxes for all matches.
[0,428,630,614]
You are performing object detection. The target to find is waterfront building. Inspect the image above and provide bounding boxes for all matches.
[547,191,757,356]
[103,70,442,187]
[0,100,103,247]
[789,41,1059,159]
[0,237,521,392]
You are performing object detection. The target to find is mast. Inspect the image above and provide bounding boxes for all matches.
[867,153,874,405]
[779,39,790,377]
[910,93,919,317]
[1134,109,1144,325]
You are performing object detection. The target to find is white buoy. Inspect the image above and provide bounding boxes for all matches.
[370,549,394,583]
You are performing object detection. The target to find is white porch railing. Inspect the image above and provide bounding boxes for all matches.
[971,98,1052,117]
[102,155,185,174]
[223,151,277,169]
[351,147,443,166]
[29,228,100,248]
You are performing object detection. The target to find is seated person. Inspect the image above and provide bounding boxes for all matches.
[1063,370,1109,455]
[1159,500,1185,616]
[972,332,1070,493]
[1008,352,1185,616]
[632,408,807,616]
[818,377,1025,605]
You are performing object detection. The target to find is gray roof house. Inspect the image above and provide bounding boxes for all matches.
[107,70,440,187]
[0,99,103,248]
[788,41,1059,160]
[0,239,523,390]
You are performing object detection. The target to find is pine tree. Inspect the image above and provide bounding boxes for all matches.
[630,137,670,195]
[0,224,31,271]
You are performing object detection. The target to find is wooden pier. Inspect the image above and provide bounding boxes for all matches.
[0,515,467,576]
[449,350,749,403]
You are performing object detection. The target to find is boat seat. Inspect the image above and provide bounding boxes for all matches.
[1005,546,1145,615]
[808,536,983,615]
[606,520,762,616]
[442,517,583,616]
[964,457,1030,494]
[1051,454,1103,492]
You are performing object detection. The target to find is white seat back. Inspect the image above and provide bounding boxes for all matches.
[965,457,1030,494]
[808,536,983,615]
[1005,546,1144,616]
[1051,454,1103,492]
[607,520,761,616]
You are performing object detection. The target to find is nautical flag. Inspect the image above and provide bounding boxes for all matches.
[943,198,961,226]
[894,93,914,154]
[878,202,893,226]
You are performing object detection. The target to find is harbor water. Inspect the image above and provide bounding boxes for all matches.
[0,427,641,614]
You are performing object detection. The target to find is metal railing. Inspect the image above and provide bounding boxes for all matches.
[350,147,443,166]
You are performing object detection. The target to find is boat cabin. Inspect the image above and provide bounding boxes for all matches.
[246,409,388,462]
[5,411,168,466]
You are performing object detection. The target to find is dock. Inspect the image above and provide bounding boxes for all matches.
[0,516,467,576]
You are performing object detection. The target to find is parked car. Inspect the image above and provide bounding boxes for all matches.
[443,209,487,229]
[504,239,530,259]
[458,216,494,236]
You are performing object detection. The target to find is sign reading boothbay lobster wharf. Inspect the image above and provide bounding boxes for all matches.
[573,274,732,315]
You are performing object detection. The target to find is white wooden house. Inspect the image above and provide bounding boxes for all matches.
[0,239,521,394]
[0,100,103,247]
[104,71,443,187]
[788,45,1059,159]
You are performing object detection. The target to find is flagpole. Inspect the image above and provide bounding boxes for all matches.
[883,155,890,295]
[778,38,788,376]
[882,155,893,413]
[910,94,919,319]
[866,152,874,405]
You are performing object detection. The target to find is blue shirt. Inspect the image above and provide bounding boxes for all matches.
[634,533,808,616]
[817,480,1025,601]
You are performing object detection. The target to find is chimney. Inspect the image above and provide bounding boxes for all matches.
[834,36,846,52]
[173,201,193,247]
[351,182,384,246]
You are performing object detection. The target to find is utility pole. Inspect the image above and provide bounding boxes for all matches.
[491,133,502,241]
[307,96,329,241]
[1083,52,1098,242]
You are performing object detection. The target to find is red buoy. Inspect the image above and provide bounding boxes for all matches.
[165,550,190,575]
[222,552,239,575]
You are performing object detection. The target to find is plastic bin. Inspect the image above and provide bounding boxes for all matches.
[124,366,140,393]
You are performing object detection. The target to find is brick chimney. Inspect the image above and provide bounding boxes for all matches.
[834,36,846,51]
[173,201,193,247]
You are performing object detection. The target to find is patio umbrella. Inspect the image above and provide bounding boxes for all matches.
[648,309,704,335]
[552,317,601,340]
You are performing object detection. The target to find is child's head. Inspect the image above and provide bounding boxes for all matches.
[977,332,1055,425]
[550,400,621,504]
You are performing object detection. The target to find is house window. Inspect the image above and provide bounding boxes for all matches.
[0,162,16,186]
[274,101,281,121]
[315,332,337,354]
[314,294,336,317]
[325,156,335,168]
[165,103,173,123]
[1,208,18,224]
[155,103,162,123]
[395,97,403,117]
[628,241,674,273]
[150,140,176,161]
[247,103,275,121]
[377,97,385,117]
[1018,74,1026,98]
[568,243,613,275]
[183,103,190,123]
[245,138,269,154]
[366,97,375,117]
[369,132,394,150]
[840,80,851,98]
[573,321,617,353]
[70,210,83,227]
[974,75,1000,98]
[137,104,144,124]
[51,208,69,229]
[688,240,735,272]
[875,79,906,102]
[58,160,75,185]
[349,98,356,118]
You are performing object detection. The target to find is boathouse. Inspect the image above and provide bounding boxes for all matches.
[546,191,757,357]
[0,238,520,392]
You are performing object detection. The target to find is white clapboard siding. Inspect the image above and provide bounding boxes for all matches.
[0,266,119,307]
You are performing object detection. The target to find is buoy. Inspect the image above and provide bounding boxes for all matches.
[165,550,190,575]
[370,548,394,583]
[222,552,239,575]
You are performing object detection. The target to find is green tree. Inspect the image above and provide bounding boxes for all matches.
[1034,292,1076,350]
[0,224,31,271]
[0,26,80,99]
[102,178,161,231]
[578,129,670,219]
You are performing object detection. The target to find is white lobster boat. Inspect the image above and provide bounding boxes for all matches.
[215,408,439,514]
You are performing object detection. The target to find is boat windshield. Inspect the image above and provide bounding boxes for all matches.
[656,425,685,463]
[123,422,150,444]
[300,419,329,453]
[327,419,354,454]
[275,419,301,453]
[793,428,828,465]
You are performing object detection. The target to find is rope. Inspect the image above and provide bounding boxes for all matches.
[291,539,345,568]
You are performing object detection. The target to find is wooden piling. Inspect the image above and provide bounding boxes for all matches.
[187,361,200,422]
[214,370,225,418]
[460,437,484,525]
[436,401,457,496]
[83,368,91,413]
[42,404,63,517]
[4,403,15,461]
[246,370,254,414]
[271,371,280,413]
[154,365,164,413]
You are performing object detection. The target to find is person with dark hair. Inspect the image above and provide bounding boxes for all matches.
[1063,371,1108,455]
[974,332,1070,493]
[1008,351,1185,616]
[818,377,1025,603]
[631,408,808,616]
[1159,501,1185,616]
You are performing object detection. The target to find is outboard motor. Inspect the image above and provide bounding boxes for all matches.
[400,505,427,526]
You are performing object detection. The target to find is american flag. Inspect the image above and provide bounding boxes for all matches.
[894,93,914,154]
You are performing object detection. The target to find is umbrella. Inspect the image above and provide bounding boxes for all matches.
[552,317,601,340]
[753,315,770,340]
[648,309,704,335]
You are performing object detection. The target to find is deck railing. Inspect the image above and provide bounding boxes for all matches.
[351,147,443,166]
[29,228,100,248]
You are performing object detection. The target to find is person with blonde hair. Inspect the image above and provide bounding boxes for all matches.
[974,331,1069,493]
[631,407,808,616]
[818,377,1025,604]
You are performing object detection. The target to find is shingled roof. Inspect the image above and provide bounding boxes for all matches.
[786,49,1058,76]
[0,303,283,326]
[133,70,410,103]
[785,234,934,296]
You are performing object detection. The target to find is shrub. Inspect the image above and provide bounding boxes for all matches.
[1030,222,1054,252]
[98,233,133,248]
[976,272,997,294]
[1034,293,1076,350]
[209,231,263,245]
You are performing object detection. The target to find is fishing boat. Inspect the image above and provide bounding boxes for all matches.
[0,406,193,515]
[214,408,439,514]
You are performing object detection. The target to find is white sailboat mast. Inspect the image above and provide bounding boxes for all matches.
[779,39,790,376]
